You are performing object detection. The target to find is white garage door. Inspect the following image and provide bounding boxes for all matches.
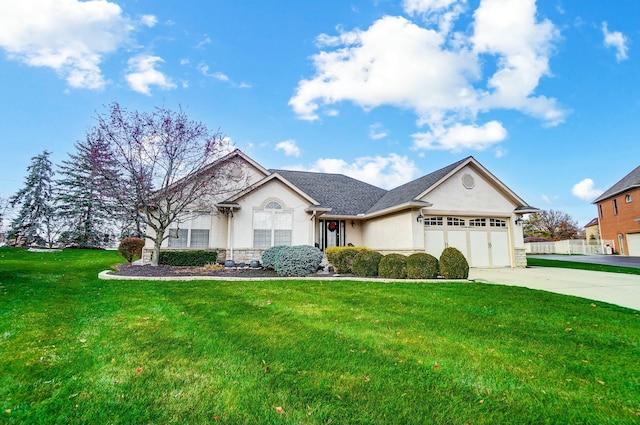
[424,216,511,267]
[627,233,640,256]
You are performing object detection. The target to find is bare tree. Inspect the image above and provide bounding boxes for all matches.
[92,102,229,265]
[524,209,580,241]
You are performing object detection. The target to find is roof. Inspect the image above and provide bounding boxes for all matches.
[366,157,469,214]
[593,165,640,203]
[269,169,387,216]
[584,217,599,228]
[221,152,537,217]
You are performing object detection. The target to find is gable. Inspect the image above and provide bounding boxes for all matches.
[420,164,519,213]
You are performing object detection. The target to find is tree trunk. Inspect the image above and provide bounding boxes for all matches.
[151,236,163,267]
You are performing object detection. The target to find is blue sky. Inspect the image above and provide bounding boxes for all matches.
[1,0,639,227]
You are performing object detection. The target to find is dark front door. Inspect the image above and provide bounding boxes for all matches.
[320,220,345,250]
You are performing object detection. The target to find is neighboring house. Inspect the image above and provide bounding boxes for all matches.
[593,165,640,255]
[144,149,538,267]
[584,217,600,242]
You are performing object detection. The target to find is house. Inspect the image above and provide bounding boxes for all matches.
[144,149,538,267]
[584,217,600,242]
[593,165,640,255]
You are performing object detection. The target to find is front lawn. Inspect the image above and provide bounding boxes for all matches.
[1,248,639,424]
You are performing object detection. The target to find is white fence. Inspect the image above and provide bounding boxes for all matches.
[525,240,615,255]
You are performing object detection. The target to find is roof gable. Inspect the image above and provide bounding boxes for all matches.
[593,165,640,203]
[367,157,469,214]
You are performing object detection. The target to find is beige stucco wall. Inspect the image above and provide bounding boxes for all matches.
[144,155,269,250]
[362,210,417,252]
[230,179,314,251]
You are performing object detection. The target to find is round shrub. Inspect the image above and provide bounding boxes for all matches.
[274,245,323,277]
[352,251,383,277]
[378,253,407,279]
[406,252,439,279]
[439,247,469,279]
[325,246,370,274]
[118,237,145,263]
[261,245,289,270]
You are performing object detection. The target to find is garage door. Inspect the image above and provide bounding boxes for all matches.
[424,216,511,267]
[627,233,640,256]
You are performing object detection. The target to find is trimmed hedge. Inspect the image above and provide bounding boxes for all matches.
[158,250,218,266]
[262,245,289,270]
[439,247,469,279]
[117,237,145,263]
[378,253,408,279]
[325,246,371,274]
[274,245,323,277]
[406,252,439,279]
[352,251,383,277]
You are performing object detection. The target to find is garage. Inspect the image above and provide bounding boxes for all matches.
[424,216,511,267]
[627,233,640,256]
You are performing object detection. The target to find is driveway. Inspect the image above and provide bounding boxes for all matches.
[469,267,640,311]
[528,254,640,268]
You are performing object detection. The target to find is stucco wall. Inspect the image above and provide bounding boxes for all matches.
[230,179,314,251]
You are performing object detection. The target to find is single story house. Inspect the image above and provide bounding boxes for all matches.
[144,149,538,267]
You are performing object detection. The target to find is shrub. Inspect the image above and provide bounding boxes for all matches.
[325,246,371,274]
[439,247,469,279]
[158,250,218,266]
[406,252,439,279]
[352,251,383,277]
[261,245,289,270]
[274,245,323,277]
[378,253,408,279]
[117,237,145,263]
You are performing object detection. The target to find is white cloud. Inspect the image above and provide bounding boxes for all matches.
[141,14,158,28]
[196,34,212,49]
[412,120,507,151]
[275,140,301,157]
[572,178,603,201]
[198,62,250,88]
[602,22,628,62]
[369,123,389,140]
[307,154,419,189]
[290,0,565,153]
[125,55,176,95]
[0,0,133,90]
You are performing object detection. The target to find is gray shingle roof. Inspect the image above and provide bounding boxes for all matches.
[593,165,640,203]
[270,169,388,216]
[366,157,470,214]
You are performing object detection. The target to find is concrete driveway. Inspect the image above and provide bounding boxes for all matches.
[469,267,640,311]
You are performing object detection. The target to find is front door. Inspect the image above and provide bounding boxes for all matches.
[319,220,345,250]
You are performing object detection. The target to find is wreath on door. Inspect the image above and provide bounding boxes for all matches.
[328,221,337,232]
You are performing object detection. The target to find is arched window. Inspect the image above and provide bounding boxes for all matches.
[253,201,293,248]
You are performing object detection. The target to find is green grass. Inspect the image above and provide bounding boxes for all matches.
[1,248,639,424]
[527,257,640,275]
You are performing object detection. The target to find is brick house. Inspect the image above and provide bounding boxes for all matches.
[593,165,640,255]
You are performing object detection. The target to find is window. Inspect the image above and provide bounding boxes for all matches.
[447,217,466,226]
[626,194,632,203]
[613,199,618,215]
[599,204,603,218]
[490,218,507,227]
[424,216,443,226]
[168,212,211,248]
[253,201,292,248]
[469,218,486,227]
[168,228,188,248]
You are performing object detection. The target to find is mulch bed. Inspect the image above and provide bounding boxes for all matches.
[113,263,282,278]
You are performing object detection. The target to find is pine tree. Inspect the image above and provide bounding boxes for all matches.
[9,150,57,247]
[56,133,119,248]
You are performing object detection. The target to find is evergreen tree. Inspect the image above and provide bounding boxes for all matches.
[56,133,119,247]
[9,150,57,247]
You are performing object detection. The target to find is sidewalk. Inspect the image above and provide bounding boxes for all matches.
[470,266,640,311]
